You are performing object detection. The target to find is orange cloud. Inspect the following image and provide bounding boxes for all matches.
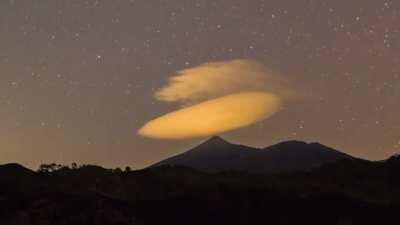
[155,59,291,105]
[138,59,301,139]
[138,92,281,139]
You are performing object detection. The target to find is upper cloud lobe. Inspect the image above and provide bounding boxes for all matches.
[155,59,293,105]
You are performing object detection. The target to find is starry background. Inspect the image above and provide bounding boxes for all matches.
[1,0,399,169]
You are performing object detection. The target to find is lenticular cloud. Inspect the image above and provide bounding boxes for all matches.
[138,59,295,139]
[138,92,281,139]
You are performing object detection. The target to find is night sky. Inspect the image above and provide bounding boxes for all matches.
[1,0,399,169]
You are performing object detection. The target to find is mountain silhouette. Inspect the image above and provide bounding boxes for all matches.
[152,136,354,173]
[1,149,400,224]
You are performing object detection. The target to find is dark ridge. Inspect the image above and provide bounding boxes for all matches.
[2,154,400,225]
[0,163,36,176]
[151,139,354,174]
[1,152,400,225]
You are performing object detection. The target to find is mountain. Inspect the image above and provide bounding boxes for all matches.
[1,154,400,225]
[151,136,354,174]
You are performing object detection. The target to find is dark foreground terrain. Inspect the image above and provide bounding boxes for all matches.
[1,139,400,225]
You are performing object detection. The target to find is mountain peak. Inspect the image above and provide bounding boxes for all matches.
[276,140,308,146]
[202,136,230,146]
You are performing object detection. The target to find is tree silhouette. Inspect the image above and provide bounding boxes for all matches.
[124,166,132,173]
